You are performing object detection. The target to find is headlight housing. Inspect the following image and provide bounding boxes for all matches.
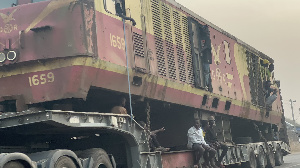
[0,52,5,63]
[7,51,17,61]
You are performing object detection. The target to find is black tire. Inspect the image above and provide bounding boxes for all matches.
[266,145,275,168]
[3,161,25,168]
[256,146,267,168]
[242,148,257,168]
[274,146,284,166]
[76,148,113,168]
[54,156,77,168]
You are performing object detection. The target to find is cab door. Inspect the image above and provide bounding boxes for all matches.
[126,0,150,73]
[188,18,212,90]
[95,0,142,70]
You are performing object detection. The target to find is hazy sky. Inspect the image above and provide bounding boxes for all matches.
[175,0,300,123]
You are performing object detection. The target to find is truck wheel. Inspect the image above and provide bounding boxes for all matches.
[256,146,267,168]
[76,148,113,168]
[266,145,275,168]
[241,148,257,168]
[274,146,283,166]
[3,161,25,168]
[54,156,77,168]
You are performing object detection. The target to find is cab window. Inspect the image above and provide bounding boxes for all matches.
[103,0,125,16]
[104,0,116,15]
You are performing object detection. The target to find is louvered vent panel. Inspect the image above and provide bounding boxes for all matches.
[151,0,194,85]
[247,52,265,107]
[173,11,186,82]
[247,53,258,105]
[182,16,194,85]
[151,0,167,77]
[133,32,144,57]
[162,4,176,80]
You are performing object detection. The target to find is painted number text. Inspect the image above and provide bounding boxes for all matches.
[28,72,55,86]
[110,33,125,50]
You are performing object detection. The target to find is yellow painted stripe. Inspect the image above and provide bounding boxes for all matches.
[234,43,249,101]
[0,56,281,117]
[25,0,75,33]
[91,1,281,119]
[94,0,188,38]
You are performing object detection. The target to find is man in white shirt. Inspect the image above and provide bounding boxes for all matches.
[187,119,217,168]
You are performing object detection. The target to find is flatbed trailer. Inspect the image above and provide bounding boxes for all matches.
[0,110,290,168]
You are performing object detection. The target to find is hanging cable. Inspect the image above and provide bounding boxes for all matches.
[123,19,133,124]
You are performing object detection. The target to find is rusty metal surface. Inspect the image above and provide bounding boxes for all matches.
[0,0,284,125]
[0,1,288,168]
[0,0,95,66]
[0,63,95,105]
